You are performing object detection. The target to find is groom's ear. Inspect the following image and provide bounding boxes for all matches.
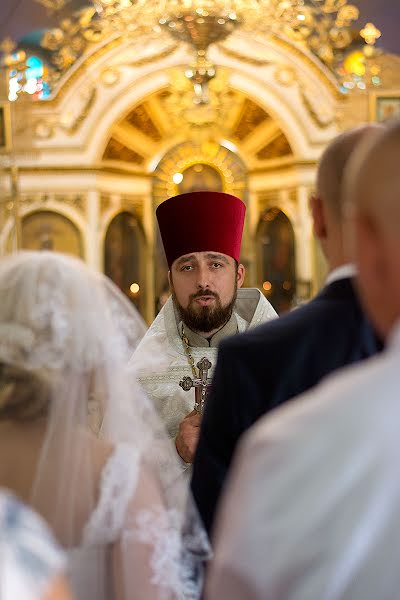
[310,195,327,240]
[168,270,172,288]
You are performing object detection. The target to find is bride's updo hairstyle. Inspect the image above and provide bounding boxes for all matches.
[0,251,146,425]
[0,362,49,421]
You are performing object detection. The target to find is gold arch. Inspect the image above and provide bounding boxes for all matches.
[44,31,338,106]
[152,140,247,207]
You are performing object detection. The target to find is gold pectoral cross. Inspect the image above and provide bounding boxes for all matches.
[179,357,212,415]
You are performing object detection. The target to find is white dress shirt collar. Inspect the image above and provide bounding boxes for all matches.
[325,263,357,286]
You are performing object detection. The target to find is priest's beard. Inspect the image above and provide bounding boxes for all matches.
[172,282,238,334]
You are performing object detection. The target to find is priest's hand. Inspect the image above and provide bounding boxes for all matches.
[175,410,201,464]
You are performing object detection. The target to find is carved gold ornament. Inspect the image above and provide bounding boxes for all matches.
[30,1,380,79]
[0,0,383,105]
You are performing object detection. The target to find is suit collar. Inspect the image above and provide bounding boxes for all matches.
[317,276,356,301]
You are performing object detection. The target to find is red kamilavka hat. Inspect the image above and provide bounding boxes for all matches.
[156,191,246,267]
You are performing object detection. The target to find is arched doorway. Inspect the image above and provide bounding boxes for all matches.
[104,211,145,316]
[257,208,296,314]
[14,211,83,257]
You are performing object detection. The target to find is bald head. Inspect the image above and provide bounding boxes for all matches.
[345,120,400,235]
[317,124,383,220]
[343,119,400,339]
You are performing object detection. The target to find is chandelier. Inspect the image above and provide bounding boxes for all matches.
[162,68,238,137]
[93,0,382,100]
[1,0,382,103]
[92,0,373,68]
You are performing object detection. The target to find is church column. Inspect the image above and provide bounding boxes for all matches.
[0,64,23,252]
[245,189,258,287]
[110,193,121,213]
[143,191,155,324]
[295,185,313,302]
[278,188,290,209]
[0,84,9,253]
[86,189,101,271]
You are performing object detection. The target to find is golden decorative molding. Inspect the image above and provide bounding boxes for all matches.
[233,98,271,141]
[273,61,337,129]
[299,83,335,129]
[125,103,163,142]
[100,194,113,216]
[17,192,86,214]
[41,40,178,106]
[119,197,144,219]
[103,137,145,164]
[152,140,247,206]
[44,38,123,105]
[60,87,97,135]
[55,193,86,214]
[274,65,297,87]
[256,133,292,160]
[3,165,151,177]
[269,35,340,99]
[249,158,317,174]
[34,120,55,139]
[121,43,179,68]
[217,44,272,66]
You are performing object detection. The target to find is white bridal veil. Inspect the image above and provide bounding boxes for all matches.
[0,251,210,600]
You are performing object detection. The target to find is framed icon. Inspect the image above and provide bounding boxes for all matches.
[370,92,400,123]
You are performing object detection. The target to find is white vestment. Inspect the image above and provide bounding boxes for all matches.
[130,288,277,466]
[207,322,400,600]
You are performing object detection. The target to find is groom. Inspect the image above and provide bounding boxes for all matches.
[192,125,384,534]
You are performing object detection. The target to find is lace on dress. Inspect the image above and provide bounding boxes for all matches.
[82,444,140,546]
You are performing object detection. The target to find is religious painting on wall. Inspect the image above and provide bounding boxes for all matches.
[370,92,400,122]
[104,211,145,316]
[257,207,296,314]
[0,103,12,153]
[15,211,83,256]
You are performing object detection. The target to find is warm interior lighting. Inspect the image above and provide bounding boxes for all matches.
[173,172,184,184]
[1,0,383,103]
[130,283,140,294]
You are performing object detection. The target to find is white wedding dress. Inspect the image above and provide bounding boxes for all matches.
[0,252,210,600]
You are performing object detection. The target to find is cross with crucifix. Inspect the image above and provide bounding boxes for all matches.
[179,356,212,415]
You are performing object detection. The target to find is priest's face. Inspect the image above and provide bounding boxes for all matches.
[170,251,245,335]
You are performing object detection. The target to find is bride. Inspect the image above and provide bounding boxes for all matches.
[0,251,210,600]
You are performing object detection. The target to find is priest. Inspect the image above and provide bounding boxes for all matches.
[129,191,277,473]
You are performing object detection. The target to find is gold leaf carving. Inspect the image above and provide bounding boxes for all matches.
[299,83,334,128]
[218,44,271,66]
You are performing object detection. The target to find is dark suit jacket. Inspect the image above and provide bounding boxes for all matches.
[191,277,382,535]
